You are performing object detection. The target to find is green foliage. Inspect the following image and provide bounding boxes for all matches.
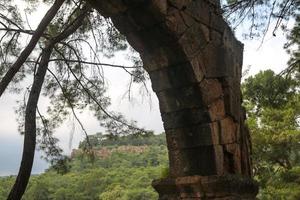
[284,14,300,76]
[99,185,126,200]
[0,134,167,200]
[242,70,297,111]
[79,132,166,149]
[160,167,169,179]
[0,177,14,198]
[243,69,300,199]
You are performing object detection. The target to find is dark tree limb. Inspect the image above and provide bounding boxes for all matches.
[48,59,138,69]
[0,0,65,98]
[7,44,53,200]
[7,6,89,200]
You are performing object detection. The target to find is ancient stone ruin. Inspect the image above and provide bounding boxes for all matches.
[88,0,258,199]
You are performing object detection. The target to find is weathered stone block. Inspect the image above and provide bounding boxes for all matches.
[166,8,190,36]
[141,44,187,71]
[149,63,197,92]
[153,175,259,200]
[111,13,141,34]
[167,0,193,9]
[125,32,147,53]
[199,79,223,106]
[222,28,244,79]
[185,1,210,25]
[220,117,237,144]
[208,99,226,121]
[210,121,221,144]
[190,55,206,82]
[214,145,224,175]
[161,108,210,130]
[157,85,204,113]
[128,5,163,28]
[220,77,242,121]
[165,122,222,150]
[141,47,170,70]
[202,43,235,78]
[209,0,221,9]
[209,12,227,33]
[177,177,204,199]
[169,147,217,176]
[149,69,173,92]
[150,0,168,17]
[239,122,251,175]
[200,24,211,42]
[136,24,177,51]
[200,175,258,198]
[178,23,210,58]
[165,123,213,150]
[224,144,242,174]
[222,27,236,49]
[211,28,223,45]
[90,0,127,17]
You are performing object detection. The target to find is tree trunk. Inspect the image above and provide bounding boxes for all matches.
[90,0,258,199]
[7,7,88,199]
[7,46,53,200]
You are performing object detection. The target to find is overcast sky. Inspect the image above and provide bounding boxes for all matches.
[0,1,291,176]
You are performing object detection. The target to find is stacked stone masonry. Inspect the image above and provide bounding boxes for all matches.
[88,0,257,199]
[152,175,258,200]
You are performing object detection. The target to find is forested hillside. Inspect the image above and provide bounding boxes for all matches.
[0,133,168,200]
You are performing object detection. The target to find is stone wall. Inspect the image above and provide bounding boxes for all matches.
[152,175,258,199]
[88,0,257,199]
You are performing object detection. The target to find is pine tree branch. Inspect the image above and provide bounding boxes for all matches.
[7,6,88,200]
[47,68,92,149]
[0,0,65,98]
[48,59,138,69]
[54,46,148,134]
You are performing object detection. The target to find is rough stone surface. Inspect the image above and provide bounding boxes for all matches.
[157,85,204,113]
[168,147,217,177]
[89,0,256,199]
[152,175,258,200]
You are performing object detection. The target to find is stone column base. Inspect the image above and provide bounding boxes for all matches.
[152,175,258,200]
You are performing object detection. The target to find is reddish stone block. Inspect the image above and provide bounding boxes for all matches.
[224,143,242,174]
[178,23,210,57]
[166,8,190,35]
[190,55,206,82]
[208,99,226,121]
[220,117,237,144]
[222,84,241,122]
[199,79,223,106]
[152,175,258,200]
[214,145,224,175]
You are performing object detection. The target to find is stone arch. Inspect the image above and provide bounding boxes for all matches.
[88,0,258,199]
